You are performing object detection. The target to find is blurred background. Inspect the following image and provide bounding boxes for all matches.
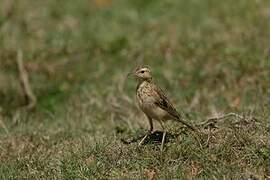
[0,0,270,178]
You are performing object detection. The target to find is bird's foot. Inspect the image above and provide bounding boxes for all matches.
[138,130,152,146]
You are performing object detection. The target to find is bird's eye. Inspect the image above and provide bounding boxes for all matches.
[140,70,145,73]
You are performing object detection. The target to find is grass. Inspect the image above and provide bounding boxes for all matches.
[0,0,270,179]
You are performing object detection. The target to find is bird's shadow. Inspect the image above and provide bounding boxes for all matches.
[120,130,181,145]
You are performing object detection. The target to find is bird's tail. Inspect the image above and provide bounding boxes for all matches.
[175,116,196,131]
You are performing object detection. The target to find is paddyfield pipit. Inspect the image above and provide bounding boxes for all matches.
[128,66,195,150]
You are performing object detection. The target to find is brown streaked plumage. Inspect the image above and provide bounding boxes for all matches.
[128,66,195,150]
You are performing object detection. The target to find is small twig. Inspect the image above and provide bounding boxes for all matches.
[17,49,37,110]
[197,112,245,127]
[207,113,245,122]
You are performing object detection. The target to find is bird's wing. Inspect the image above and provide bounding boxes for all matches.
[153,84,181,120]
[153,83,195,131]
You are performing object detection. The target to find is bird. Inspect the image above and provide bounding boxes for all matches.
[128,66,196,151]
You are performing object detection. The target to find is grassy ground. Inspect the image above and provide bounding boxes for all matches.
[0,0,270,179]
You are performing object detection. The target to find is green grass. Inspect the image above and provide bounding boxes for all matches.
[0,0,270,179]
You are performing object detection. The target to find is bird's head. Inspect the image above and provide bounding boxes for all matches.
[128,66,152,82]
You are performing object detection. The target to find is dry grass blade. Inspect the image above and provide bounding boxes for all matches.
[17,49,37,110]
[0,110,9,134]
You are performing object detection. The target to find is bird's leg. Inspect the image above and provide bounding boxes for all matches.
[139,117,153,146]
[161,131,167,151]
[159,121,166,151]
